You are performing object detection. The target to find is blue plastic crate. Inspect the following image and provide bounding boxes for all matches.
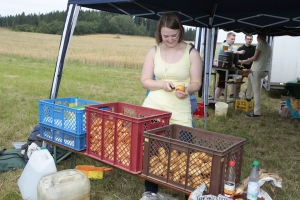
[39,97,100,134]
[39,124,86,151]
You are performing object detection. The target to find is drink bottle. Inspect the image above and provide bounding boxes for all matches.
[224,160,236,199]
[74,95,78,106]
[247,160,260,200]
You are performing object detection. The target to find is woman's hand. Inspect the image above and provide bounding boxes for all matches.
[174,84,189,99]
[175,90,189,99]
[161,81,175,92]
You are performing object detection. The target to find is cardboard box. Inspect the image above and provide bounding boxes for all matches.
[279,101,286,114]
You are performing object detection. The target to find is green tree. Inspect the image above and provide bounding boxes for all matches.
[36,20,50,33]
[108,17,121,34]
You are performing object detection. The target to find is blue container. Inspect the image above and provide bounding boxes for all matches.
[39,124,86,151]
[39,97,100,135]
[286,98,300,118]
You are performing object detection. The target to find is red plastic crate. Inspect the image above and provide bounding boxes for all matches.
[142,124,246,196]
[85,102,171,174]
[193,102,209,118]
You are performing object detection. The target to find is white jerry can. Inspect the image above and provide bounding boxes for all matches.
[37,169,90,200]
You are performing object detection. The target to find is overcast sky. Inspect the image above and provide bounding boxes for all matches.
[0,0,68,16]
[0,0,255,44]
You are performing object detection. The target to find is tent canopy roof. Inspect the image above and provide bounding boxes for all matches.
[68,0,300,36]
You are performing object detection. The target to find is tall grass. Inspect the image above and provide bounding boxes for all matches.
[0,28,299,200]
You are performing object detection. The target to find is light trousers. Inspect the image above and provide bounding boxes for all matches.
[246,71,268,115]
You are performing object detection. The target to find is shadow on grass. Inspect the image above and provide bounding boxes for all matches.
[265,89,288,99]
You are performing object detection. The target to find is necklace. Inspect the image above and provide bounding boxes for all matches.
[164,44,179,77]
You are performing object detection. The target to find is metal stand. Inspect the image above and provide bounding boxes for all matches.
[212,67,244,107]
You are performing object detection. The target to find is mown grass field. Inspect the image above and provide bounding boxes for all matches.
[0,28,299,200]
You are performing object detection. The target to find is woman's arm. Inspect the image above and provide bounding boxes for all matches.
[140,46,164,90]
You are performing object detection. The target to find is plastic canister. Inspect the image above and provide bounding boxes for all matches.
[37,169,90,200]
[215,102,228,116]
[18,149,57,200]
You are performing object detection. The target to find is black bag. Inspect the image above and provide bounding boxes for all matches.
[0,148,26,172]
[21,125,43,162]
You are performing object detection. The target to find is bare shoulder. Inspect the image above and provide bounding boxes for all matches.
[148,45,157,54]
[145,45,157,58]
[190,47,201,58]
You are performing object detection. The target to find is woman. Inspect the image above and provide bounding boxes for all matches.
[140,13,202,198]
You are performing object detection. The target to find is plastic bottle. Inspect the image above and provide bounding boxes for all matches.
[247,160,260,200]
[223,160,236,199]
[74,95,78,106]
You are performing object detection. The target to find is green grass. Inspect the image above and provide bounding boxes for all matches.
[0,39,300,199]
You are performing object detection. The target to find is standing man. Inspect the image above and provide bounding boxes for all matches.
[214,32,244,100]
[235,34,256,94]
[241,34,272,117]
[238,34,256,69]
[214,32,236,100]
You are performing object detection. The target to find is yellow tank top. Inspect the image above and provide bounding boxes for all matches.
[142,44,192,127]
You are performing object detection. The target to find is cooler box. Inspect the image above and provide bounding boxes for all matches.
[284,81,300,99]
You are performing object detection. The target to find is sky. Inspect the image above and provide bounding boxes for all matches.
[0,0,255,44]
[0,0,68,17]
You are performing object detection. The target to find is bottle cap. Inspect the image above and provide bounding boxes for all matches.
[229,161,235,166]
[253,160,259,166]
[41,147,46,150]
[75,95,78,98]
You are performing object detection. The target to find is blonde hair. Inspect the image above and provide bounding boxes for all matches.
[155,13,184,45]
[227,32,236,38]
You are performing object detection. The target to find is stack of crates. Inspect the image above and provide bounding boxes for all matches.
[39,97,100,151]
[235,99,254,112]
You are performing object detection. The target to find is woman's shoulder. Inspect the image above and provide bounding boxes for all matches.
[147,45,158,54]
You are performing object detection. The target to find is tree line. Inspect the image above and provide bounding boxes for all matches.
[0,10,196,40]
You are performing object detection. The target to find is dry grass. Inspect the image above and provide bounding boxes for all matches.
[0,28,299,200]
[0,28,155,69]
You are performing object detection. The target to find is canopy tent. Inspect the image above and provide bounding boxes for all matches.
[51,0,300,129]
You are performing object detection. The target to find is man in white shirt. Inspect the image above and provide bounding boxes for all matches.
[240,34,272,117]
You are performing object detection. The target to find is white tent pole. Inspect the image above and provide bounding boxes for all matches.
[203,27,218,130]
[50,4,80,99]
[194,27,202,51]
